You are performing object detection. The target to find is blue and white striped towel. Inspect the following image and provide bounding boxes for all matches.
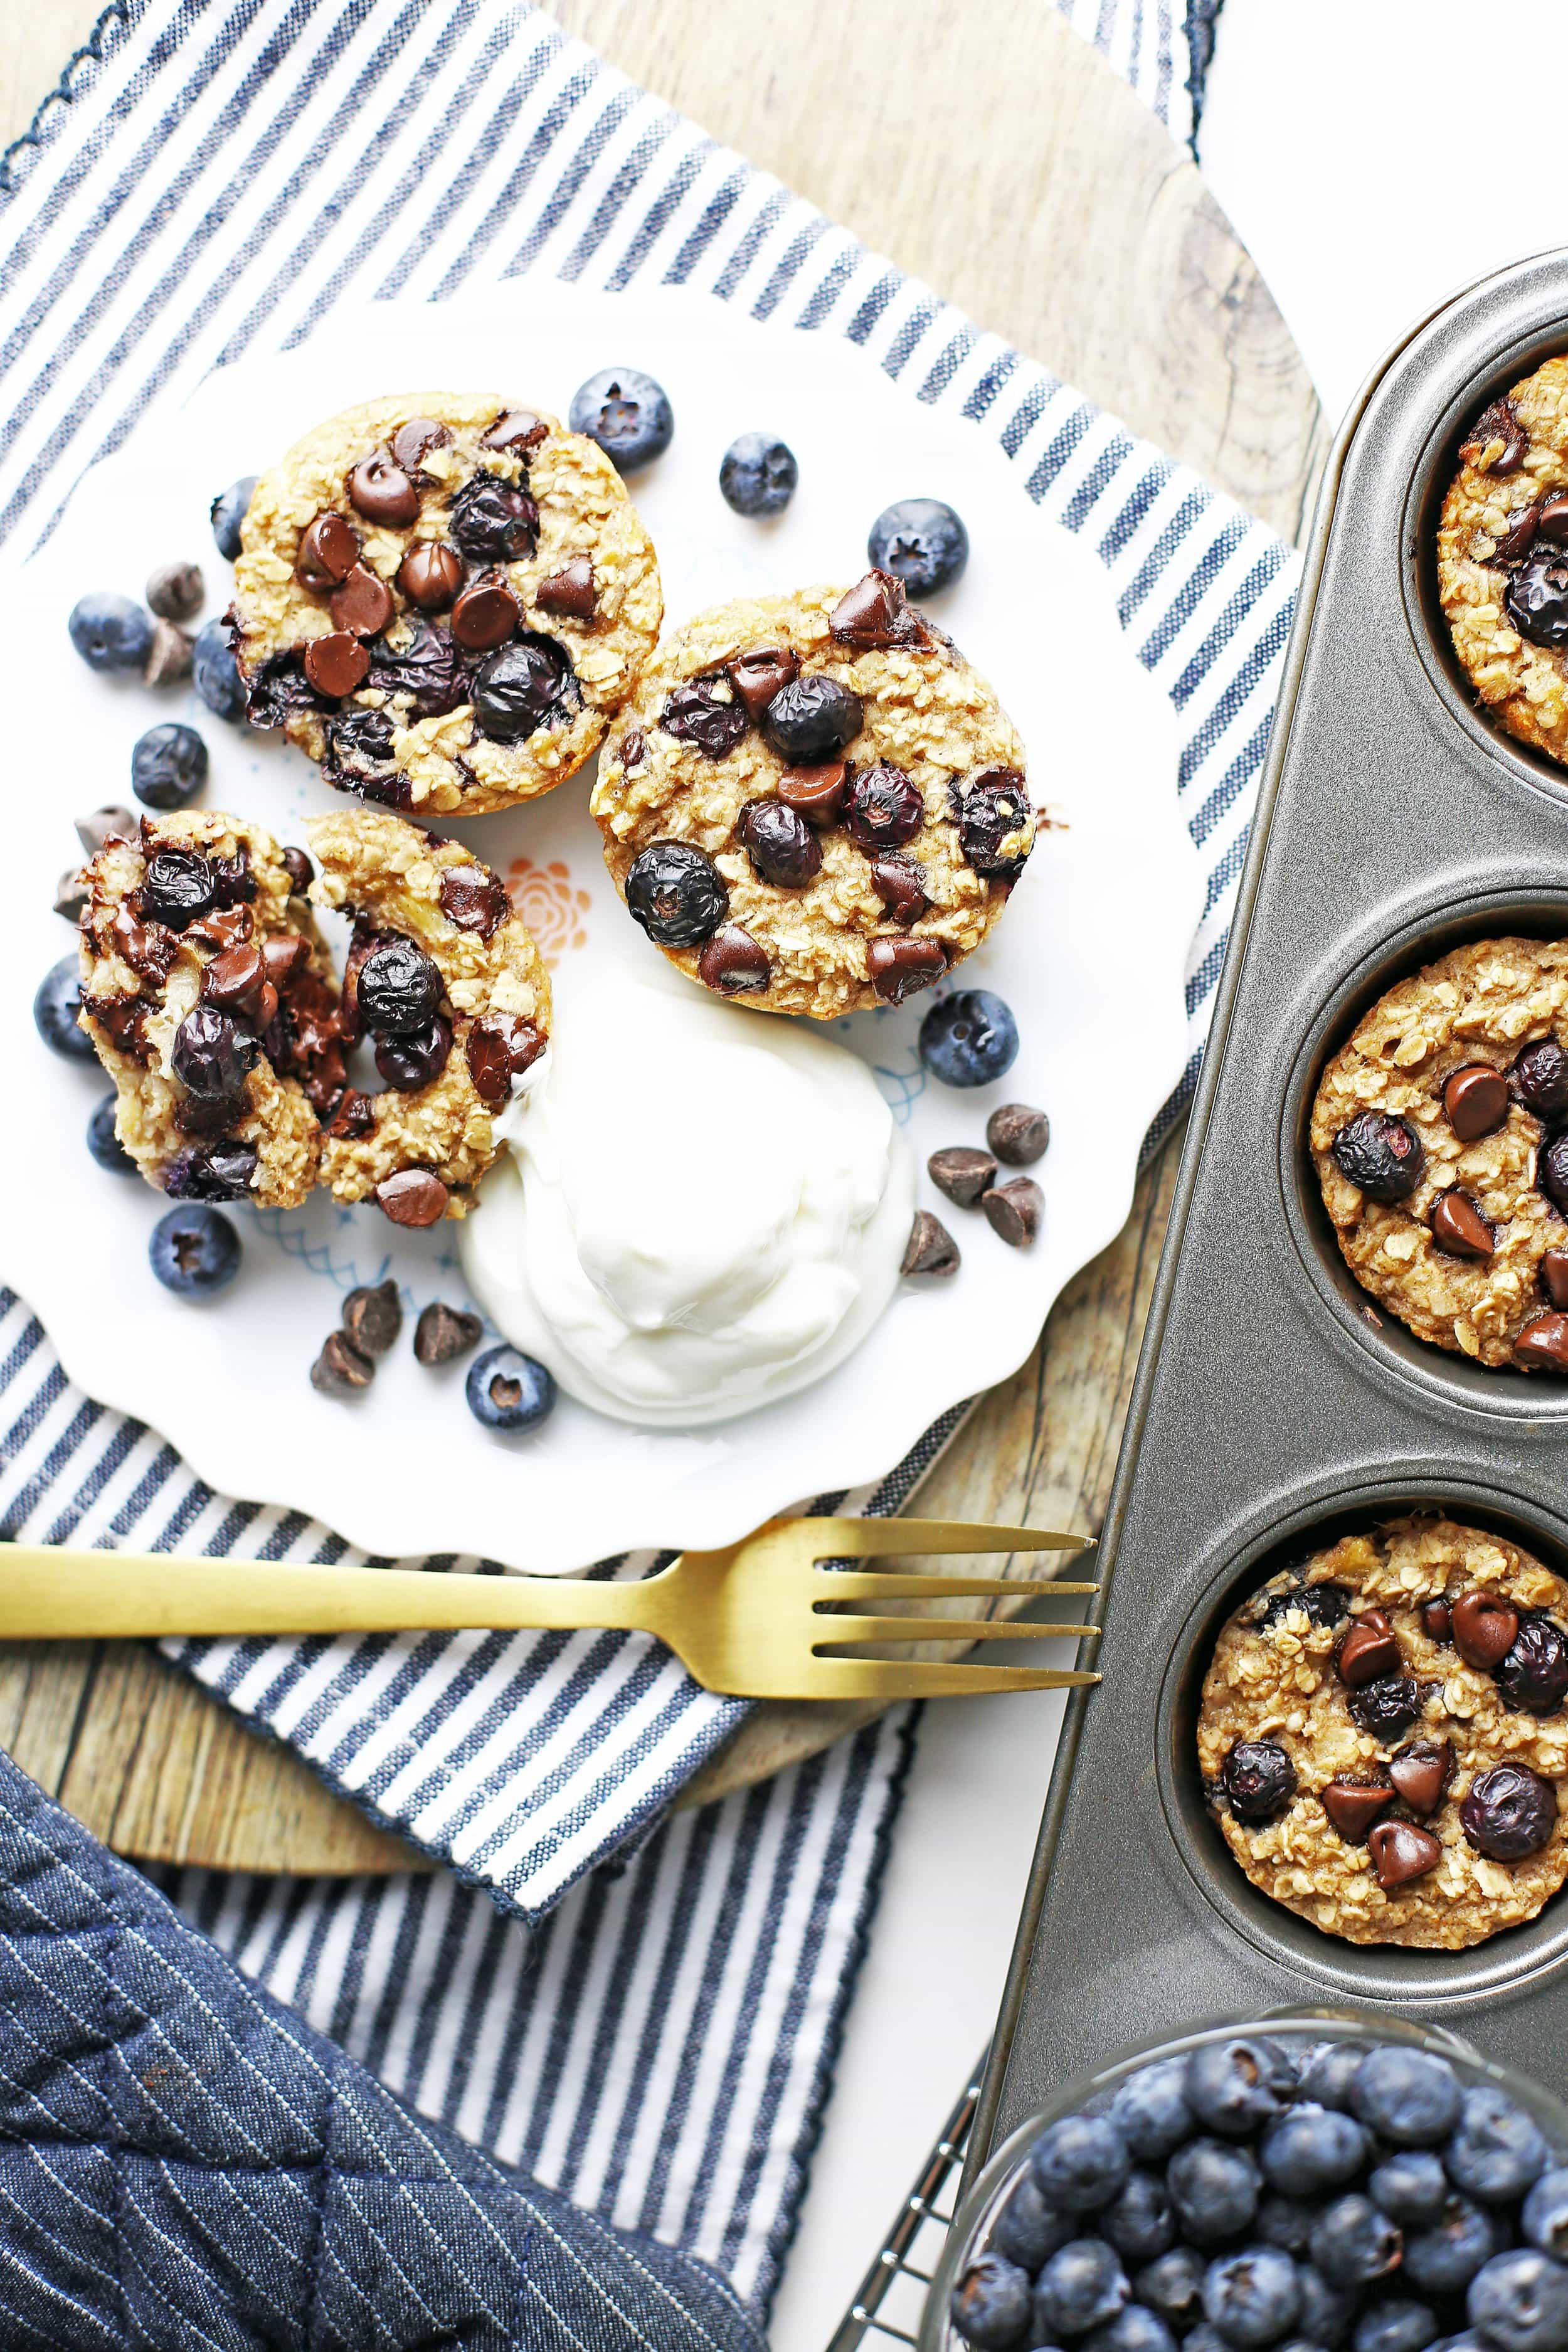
[0,0,1292,2319]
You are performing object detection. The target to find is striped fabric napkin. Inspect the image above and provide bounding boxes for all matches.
[0,0,1296,2321]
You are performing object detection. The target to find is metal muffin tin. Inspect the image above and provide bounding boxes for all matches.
[966,248,1568,2180]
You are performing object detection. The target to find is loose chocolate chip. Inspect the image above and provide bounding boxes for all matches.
[983,1177,1043,1248]
[1512,1037,1568,1121]
[439,865,511,938]
[845,761,923,849]
[55,867,88,924]
[1461,397,1527,477]
[75,805,137,856]
[1452,1589,1520,1670]
[1338,1609,1402,1688]
[342,1278,402,1357]
[902,1209,960,1276]
[481,410,548,454]
[143,618,194,687]
[140,847,216,929]
[304,632,371,699]
[464,1014,546,1106]
[172,1006,255,1099]
[451,576,520,651]
[347,448,420,526]
[728,647,800,724]
[1330,1110,1425,1202]
[312,1330,376,1396]
[414,1301,484,1364]
[200,941,269,1017]
[470,635,576,741]
[282,847,314,894]
[1496,1614,1568,1715]
[1495,501,1542,563]
[867,936,947,1004]
[738,798,822,888]
[448,471,538,563]
[697,924,770,995]
[1545,1250,1568,1310]
[987,1103,1050,1166]
[761,674,863,763]
[1367,1820,1443,1890]
[1421,1599,1452,1643]
[330,566,395,638]
[376,1015,453,1091]
[1347,1674,1422,1740]
[660,675,749,760]
[1443,1062,1509,1141]
[956,767,1034,880]
[621,728,645,770]
[1221,1739,1296,1820]
[1430,1188,1493,1259]
[536,555,596,619]
[146,561,204,622]
[1320,1777,1392,1841]
[295,510,361,592]
[777,761,848,826]
[376,1168,449,1226]
[390,417,449,474]
[1508,551,1568,649]
[1517,1311,1568,1371]
[928,1147,997,1207]
[870,852,929,922]
[397,541,464,610]
[830,568,921,650]
[1461,1762,1558,1859]
[1389,1739,1453,1816]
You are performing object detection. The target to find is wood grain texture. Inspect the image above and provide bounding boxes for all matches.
[0,0,1323,1870]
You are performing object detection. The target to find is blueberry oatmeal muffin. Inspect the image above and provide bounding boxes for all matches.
[231,395,662,816]
[75,812,337,1209]
[591,569,1034,1017]
[1199,1515,1568,1950]
[307,808,550,1226]
[1311,937,1568,1371]
[1439,358,1568,768]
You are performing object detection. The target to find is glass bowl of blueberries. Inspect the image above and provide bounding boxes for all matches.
[922,2012,1568,2352]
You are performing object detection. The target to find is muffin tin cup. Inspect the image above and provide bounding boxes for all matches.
[967,248,1568,2188]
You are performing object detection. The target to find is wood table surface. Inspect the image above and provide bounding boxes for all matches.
[0,0,1325,1874]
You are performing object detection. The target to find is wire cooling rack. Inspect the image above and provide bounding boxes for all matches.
[825,2058,985,2351]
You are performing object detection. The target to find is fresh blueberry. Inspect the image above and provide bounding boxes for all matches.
[1111,2061,1196,2163]
[1188,2331,1233,2352]
[1203,2249,1302,2349]
[1300,2047,1365,2115]
[1086,2308,1179,2352]
[995,2171,1075,2271]
[34,956,93,1059]
[1427,2339,1488,2352]
[1404,2199,1500,2297]
[1031,2115,1132,2214]
[918,990,1019,1089]
[1445,2090,1549,2206]
[953,2252,1034,2349]
[1034,2241,1131,2337]
[465,1344,556,1433]
[1136,2247,1209,2331]
[1261,2107,1369,2198]
[192,618,246,720]
[1188,2040,1298,2141]
[149,1204,240,1297]
[68,591,153,674]
[210,475,257,560]
[1467,2251,1568,2352]
[1371,2153,1451,2229]
[867,496,969,596]
[1352,2052,1463,2149]
[719,432,797,517]
[1352,2302,1438,2352]
[1276,2341,1337,2352]
[1309,2197,1403,2290]
[1522,2171,1568,2261]
[1103,2171,1178,2265]
[1168,2141,1262,2246]
[87,1096,135,1175]
[1295,2269,1360,2351]
[132,721,209,811]
[1259,2198,1319,2257]
[568,367,674,472]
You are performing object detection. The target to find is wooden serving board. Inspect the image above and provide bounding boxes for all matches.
[0,0,1325,1872]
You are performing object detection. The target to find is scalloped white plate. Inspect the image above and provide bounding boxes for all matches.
[0,283,1198,1572]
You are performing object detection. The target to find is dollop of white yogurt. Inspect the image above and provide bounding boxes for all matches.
[458,972,913,1426]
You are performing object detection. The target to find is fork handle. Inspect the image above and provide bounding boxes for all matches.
[0,1544,649,1640]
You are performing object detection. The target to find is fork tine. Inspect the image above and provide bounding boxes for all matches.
[812,1572,1098,1602]
[801,1659,1101,1697]
[803,1518,1094,1559]
[815,1616,1102,1648]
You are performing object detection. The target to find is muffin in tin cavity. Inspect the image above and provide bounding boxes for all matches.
[590,569,1034,1018]
[231,394,662,816]
[1199,1515,1568,1951]
[1438,356,1568,770]
[1311,935,1568,1371]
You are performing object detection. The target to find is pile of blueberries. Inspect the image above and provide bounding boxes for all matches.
[951,2036,1568,2352]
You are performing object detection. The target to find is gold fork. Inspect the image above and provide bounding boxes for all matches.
[0,1519,1099,1700]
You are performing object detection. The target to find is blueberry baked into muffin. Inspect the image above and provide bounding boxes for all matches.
[306,809,551,1226]
[231,395,662,816]
[75,811,339,1209]
[1311,937,1568,1370]
[1439,358,1568,768]
[1199,1516,1568,1950]
[591,569,1034,1017]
